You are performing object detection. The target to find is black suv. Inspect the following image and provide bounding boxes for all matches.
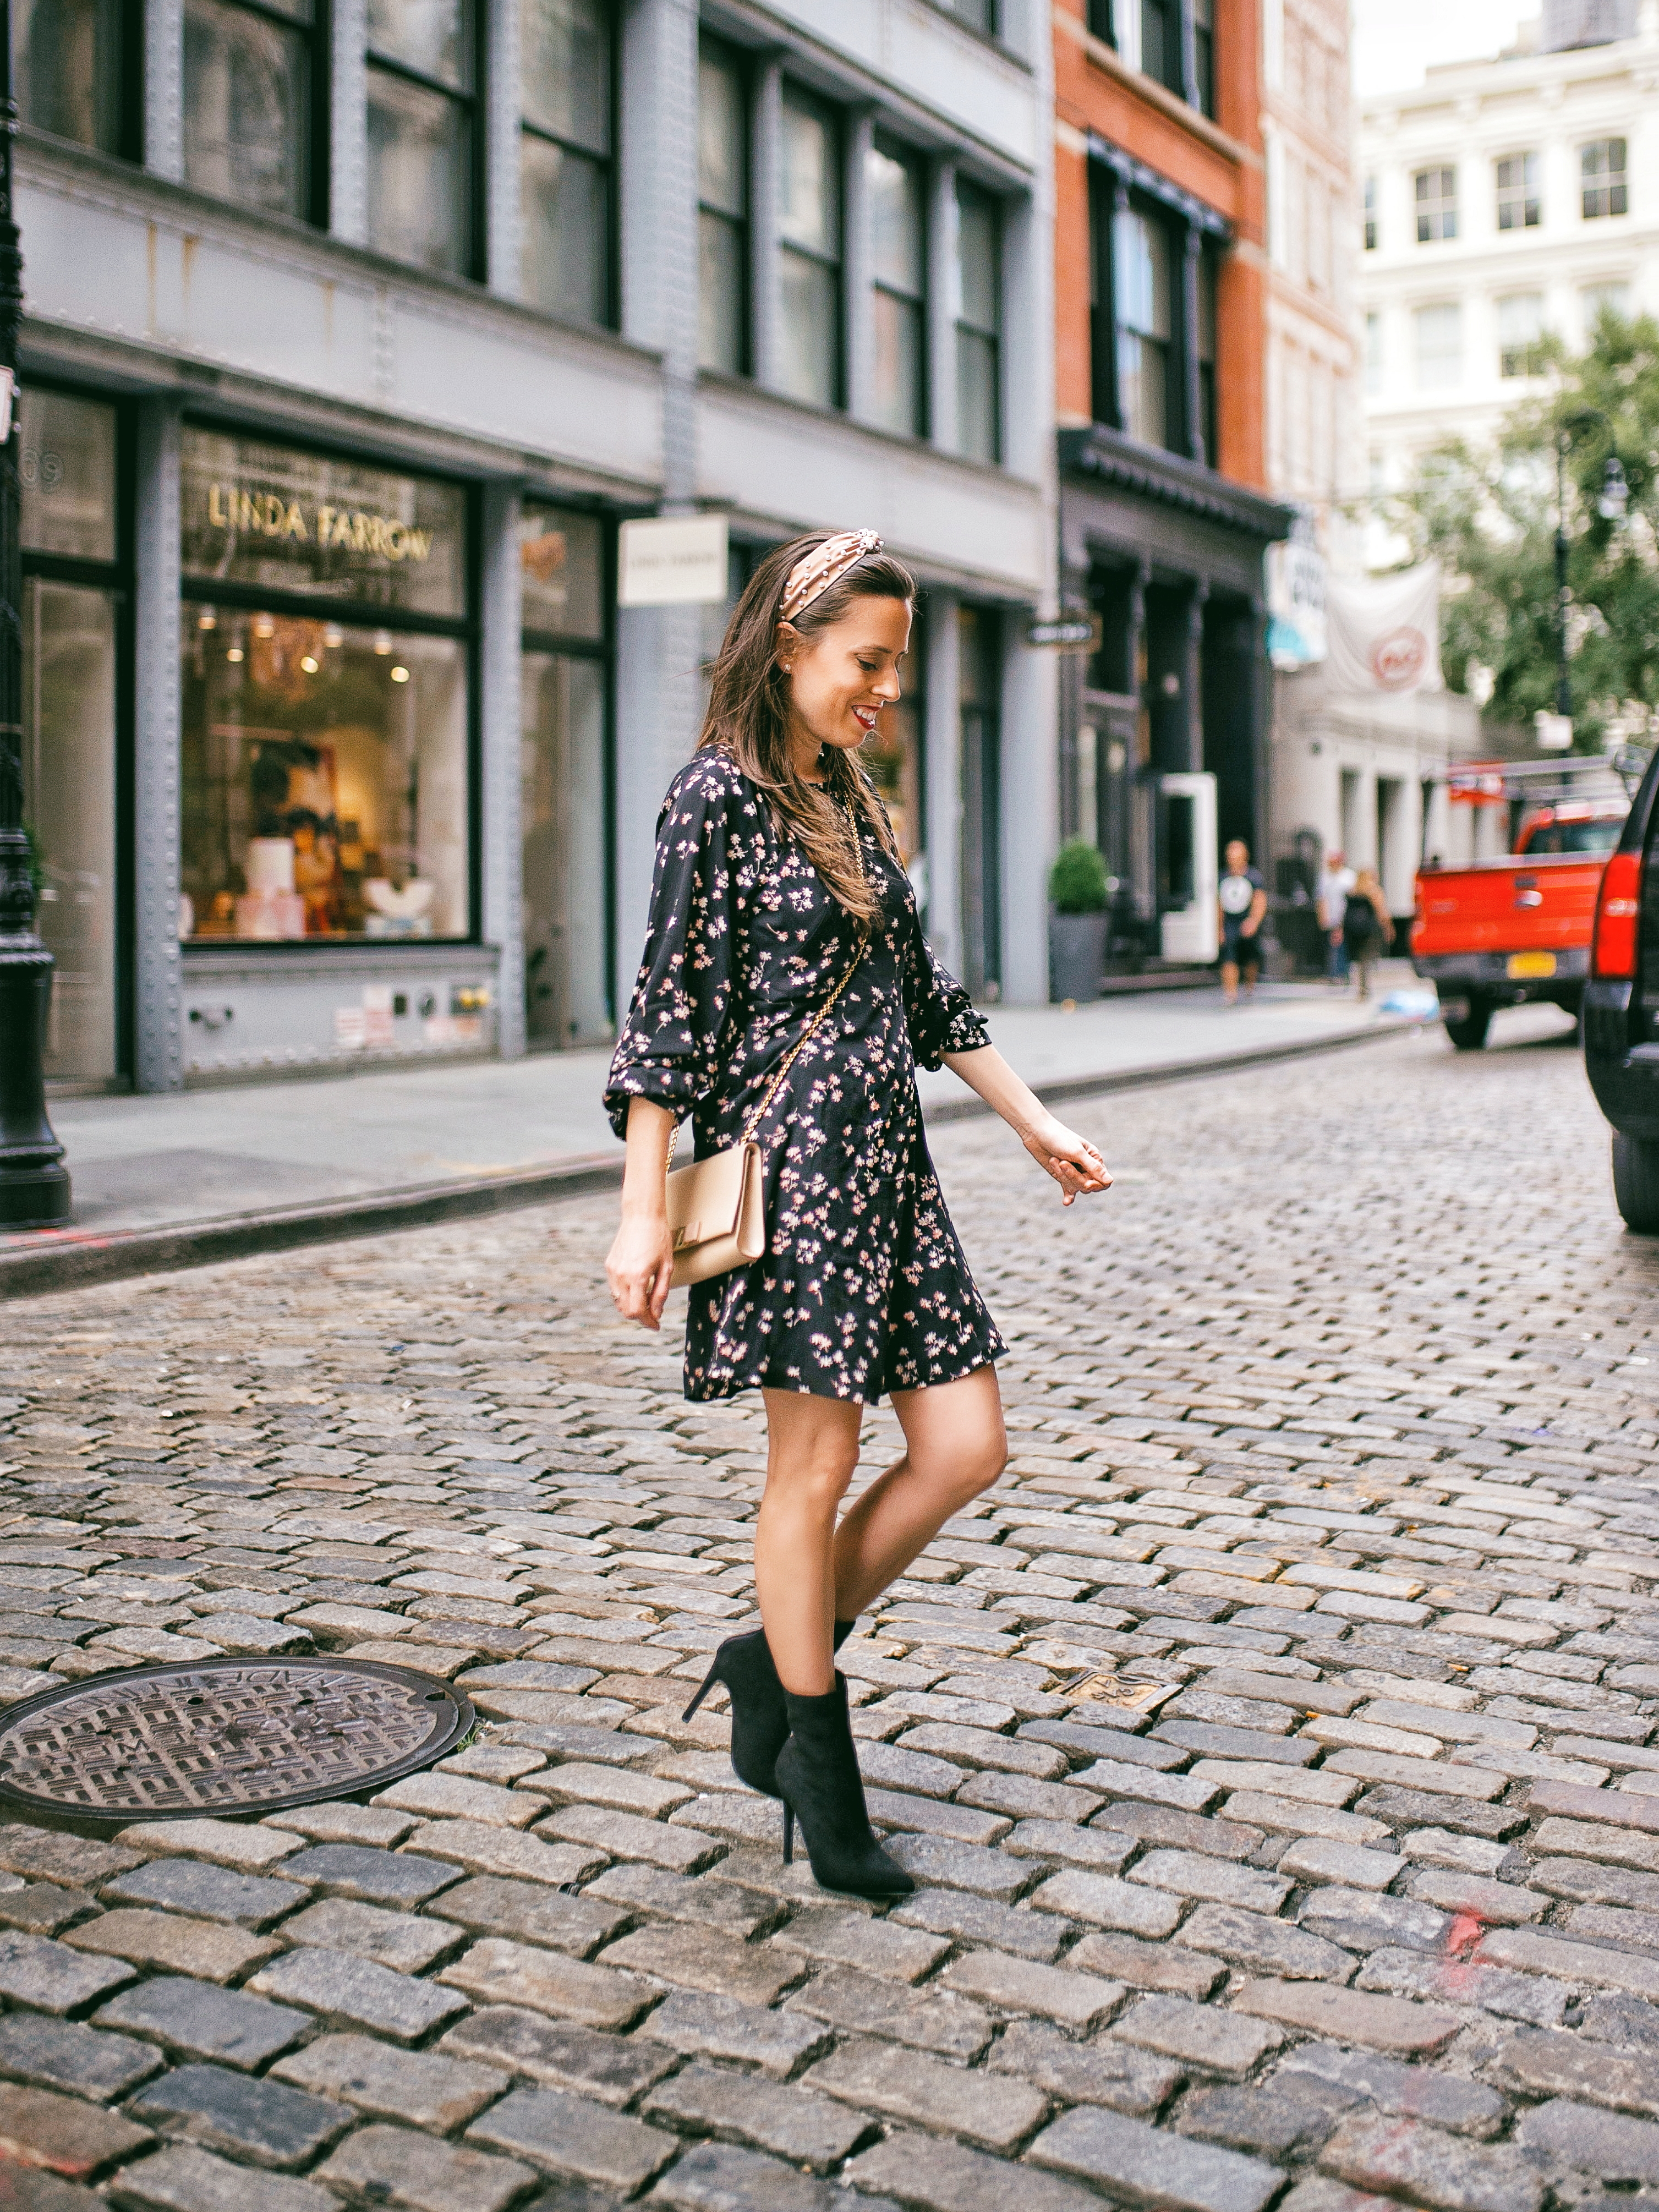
[1584,749,1659,1228]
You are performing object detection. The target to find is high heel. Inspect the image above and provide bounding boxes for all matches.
[680,1631,789,1798]
[774,1673,914,1901]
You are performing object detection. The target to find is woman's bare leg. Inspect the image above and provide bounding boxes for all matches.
[832,1365,1007,1622]
[755,1389,864,1696]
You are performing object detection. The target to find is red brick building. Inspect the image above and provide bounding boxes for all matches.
[1054,0,1291,964]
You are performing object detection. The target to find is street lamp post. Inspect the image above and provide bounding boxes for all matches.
[1552,408,1629,732]
[0,1,69,1229]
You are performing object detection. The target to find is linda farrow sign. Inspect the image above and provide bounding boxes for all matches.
[180,426,467,617]
[205,481,436,565]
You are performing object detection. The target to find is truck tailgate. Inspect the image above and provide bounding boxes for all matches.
[1413,854,1606,959]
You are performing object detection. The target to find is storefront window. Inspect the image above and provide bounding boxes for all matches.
[179,431,472,945]
[959,604,1001,1000]
[521,502,609,1046]
[21,389,123,1084]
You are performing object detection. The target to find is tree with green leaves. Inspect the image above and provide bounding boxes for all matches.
[1387,311,1659,752]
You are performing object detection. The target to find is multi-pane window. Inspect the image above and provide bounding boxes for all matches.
[1414,166,1457,242]
[366,0,477,277]
[1114,205,1173,448]
[1414,302,1461,388]
[1497,292,1545,378]
[1365,310,1383,396]
[1192,0,1214,119]
[522,0,612,324]
[184,0,317,218]
[1496,152,1541,231]
[698,40,748,375]
[955,181,1001,465]
[1583,281,1629,332]
[778,90,841,410]
[870,141,927,439]
[1583,138,1628,220]
[940,0,995,29]
[15,0,133,156]
[1363,176,1377,250]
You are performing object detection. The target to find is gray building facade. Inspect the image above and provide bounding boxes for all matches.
[19,0,1056,1093]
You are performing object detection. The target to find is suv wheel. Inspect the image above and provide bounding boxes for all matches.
[1443,997,1492,1052]
[1613,1132,1659,1234]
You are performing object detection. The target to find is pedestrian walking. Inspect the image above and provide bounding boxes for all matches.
[1217,839,1267,1005]
[1317,846,1356,987]
[1344,867,1394,1000]
[604,530,1110,1901]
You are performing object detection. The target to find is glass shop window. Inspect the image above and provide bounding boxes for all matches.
[21,388,123,1083]
[177,430,472,946]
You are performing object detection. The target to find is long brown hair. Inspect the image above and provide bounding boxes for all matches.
[698,532,916,922]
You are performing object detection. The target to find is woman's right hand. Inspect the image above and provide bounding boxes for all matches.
[606,1209,675,1330]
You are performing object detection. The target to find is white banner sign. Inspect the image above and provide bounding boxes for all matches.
[1325,561,1443,694]
[618,514,730,607]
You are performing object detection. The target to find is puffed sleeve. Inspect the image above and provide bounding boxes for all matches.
[902,908,990,1070]
[604,758,744,1140]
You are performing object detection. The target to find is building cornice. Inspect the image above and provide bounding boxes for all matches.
[1059,424,1294,541]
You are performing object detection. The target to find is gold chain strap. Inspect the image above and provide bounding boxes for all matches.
[668,800,871,1168]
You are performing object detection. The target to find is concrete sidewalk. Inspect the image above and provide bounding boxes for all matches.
[3,968,1442,1296]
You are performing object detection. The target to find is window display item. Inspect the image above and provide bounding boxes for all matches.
[364,878,436,937]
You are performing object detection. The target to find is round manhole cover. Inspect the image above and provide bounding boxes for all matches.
[0,1658,473,1830]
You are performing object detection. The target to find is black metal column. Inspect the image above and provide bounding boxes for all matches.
[0,2,70,1229]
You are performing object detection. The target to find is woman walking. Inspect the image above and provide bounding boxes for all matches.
[1343,867,1394,1001]
[604,529,1110,1900]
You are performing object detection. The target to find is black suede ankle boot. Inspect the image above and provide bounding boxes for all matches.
[775,1674,914,1899]
[682,1631,786,1798]
[682,1620,862,1799]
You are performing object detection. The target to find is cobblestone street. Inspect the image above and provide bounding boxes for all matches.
[7,1022,1659,2212]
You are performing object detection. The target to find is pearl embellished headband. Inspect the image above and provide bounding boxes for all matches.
[779,530,883,624]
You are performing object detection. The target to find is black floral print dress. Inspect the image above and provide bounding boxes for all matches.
[605,750,1006,1405]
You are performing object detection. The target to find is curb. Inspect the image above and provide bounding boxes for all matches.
[1,1016,1417,1300]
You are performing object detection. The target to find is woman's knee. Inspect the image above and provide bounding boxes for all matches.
[764,1439,860,1516]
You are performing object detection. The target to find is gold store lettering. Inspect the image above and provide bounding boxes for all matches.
[204,481,433,564]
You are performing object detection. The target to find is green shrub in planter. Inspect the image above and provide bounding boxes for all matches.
[1049,840,1108,915]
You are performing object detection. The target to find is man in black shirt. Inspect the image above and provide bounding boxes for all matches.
[1217,840,1267,1005]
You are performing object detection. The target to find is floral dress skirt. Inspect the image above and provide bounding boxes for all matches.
[605,752,1005,1405]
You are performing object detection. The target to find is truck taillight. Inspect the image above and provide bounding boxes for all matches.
[1592,851,1643,979]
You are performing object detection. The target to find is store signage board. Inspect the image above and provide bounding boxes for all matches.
[1027,616,1100,651]
[619,515,729,607]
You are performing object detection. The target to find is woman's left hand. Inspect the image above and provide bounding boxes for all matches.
[1019,1113,1112,1206]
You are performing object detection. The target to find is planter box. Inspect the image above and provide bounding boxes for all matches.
[1050,911,1108,1004]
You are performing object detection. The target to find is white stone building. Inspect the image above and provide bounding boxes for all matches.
[1358,0,1659,497]
[18,0,1055,1094]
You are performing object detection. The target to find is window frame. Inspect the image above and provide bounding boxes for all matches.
[20,375,137,1081]
[1413,164,1457,243]
[777,82,845,412]
[954,174,1003,466]
[15,0,146,163]
[1412,300,1462,390]
[1582,137,1628,221]
[183,0,331,227]
[869,133,929,442]
[1362,176,1377,251]
[1495,151,1541,232]
[1497,291,1545,379]
[519,0,617,327]
[177,417,483,948]
[365,0,484,281]
[696,33,750,376]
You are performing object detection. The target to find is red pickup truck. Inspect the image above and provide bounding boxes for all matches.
[1411,802,1627,1050]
